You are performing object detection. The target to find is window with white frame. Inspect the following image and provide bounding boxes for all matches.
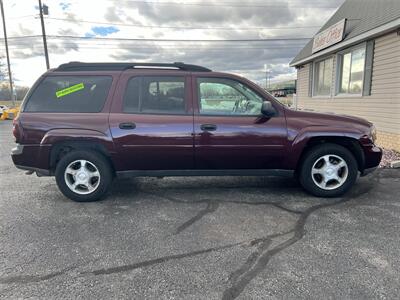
[338,46,366,94]
[313,57,333,96]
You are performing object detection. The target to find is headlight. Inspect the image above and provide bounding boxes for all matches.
[370,125,377,143]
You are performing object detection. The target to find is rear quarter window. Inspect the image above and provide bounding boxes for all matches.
[24,76,112,113]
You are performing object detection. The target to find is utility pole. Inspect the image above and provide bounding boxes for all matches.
[265,70,271,90]
[38,0,50,69]
[264,64,270,91]
[0,0,15,105]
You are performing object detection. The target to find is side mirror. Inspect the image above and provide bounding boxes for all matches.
[261,101,276,117]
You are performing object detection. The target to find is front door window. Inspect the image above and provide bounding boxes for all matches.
[197,78,263,115]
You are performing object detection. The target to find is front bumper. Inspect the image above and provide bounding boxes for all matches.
[360,145,382,176]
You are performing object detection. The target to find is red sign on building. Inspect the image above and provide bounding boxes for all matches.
[312,19,346,53]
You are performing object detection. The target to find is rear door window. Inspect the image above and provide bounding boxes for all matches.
[24,76,112,113]
[123,76,186,114]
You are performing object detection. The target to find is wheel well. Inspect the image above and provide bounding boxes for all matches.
[297,137,365,172]
[50,141,115,173]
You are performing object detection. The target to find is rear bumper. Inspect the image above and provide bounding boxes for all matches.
[11,144,24,155]
[11,143,52,175]
[14,164,51,176]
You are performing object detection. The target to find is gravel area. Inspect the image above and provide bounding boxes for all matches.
[379,148,400,168]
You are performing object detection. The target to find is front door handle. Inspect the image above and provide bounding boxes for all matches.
[200,124,217,131]
[119,122,136,130]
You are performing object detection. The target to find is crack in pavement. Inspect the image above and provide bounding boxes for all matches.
[145,190,303,213]
[227,231,293,284]
[141,188,373,300]
[81,231,294,277]
[228,239,272,283]
[174,201,219,235]
[142,186,373,300]
[0,178,375,295]
[0,267,74,285]
[71,193,301,278]
[222,184,374,300]
[270,203,303,215]
[79,190,304,279]
[0,258,101,285]
[83,240,248,276]
[1,252,44,275]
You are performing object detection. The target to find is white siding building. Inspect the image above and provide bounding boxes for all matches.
[290,0,400,151]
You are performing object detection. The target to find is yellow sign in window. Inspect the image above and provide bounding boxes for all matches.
[56,83,85,98]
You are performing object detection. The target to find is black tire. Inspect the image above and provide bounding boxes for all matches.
[55,150,113,202]
[299,143,358,197]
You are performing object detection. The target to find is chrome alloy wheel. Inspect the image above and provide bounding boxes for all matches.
[64,160,101,195]
[311,154,348,190]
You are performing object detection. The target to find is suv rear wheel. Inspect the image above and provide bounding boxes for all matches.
[299,143,358,197]
[55,150,113,202]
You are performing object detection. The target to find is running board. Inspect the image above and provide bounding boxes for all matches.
[116,169,294,178]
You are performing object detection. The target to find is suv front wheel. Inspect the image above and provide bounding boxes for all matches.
[299,143,358,197]
[55,150,113,202]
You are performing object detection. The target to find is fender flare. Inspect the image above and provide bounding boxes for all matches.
[287,125,364,169]
[40,128,112,145]
[41,128,116,170]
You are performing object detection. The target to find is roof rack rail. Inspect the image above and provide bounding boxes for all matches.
[55,62,211,72]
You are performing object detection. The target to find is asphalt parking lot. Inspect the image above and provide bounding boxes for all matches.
[0,120,399,299]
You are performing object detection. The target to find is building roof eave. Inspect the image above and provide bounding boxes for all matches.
[290,18,400,67]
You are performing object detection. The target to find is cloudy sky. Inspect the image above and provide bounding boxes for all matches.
[1,0,344,87]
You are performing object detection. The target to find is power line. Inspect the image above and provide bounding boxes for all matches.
[1,49,303,53]
[0,43,304,48]
[67,0,338,9]
[1,39,306,50]
[2,40,307,47]
[2,40,308,48]
[1,35,312,42]
[0,41,306,49]
[1,35,43,39]
[45,17,321,31]
[53,35,313,42]
[1,45,305,50]
[7,14,36,20]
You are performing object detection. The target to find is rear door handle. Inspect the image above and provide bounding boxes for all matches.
[119,122,136,130]
[200,124,217,131]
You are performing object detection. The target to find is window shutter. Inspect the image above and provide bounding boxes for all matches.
[308,63,313,97]
[363,40,375,96]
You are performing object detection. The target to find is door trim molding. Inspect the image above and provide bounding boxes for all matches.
[194,144,285,148]
[122,144,193,148]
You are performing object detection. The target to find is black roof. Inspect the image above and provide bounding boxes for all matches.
[55,62,211,72]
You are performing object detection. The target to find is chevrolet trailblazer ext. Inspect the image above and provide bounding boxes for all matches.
[11,62,382,202]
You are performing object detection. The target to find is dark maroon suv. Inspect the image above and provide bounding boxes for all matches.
[11,62,382,202]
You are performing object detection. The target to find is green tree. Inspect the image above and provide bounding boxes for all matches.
[0,56,12,100]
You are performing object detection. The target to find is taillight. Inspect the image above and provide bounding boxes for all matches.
[12,117,21,143]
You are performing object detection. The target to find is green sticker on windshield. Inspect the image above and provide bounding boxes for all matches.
[56,83,85,98]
